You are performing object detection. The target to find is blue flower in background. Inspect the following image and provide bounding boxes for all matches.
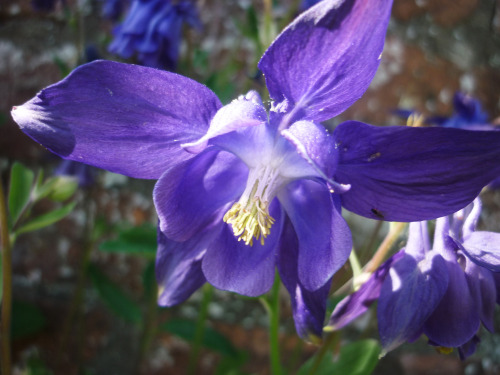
[55,159,96,188]
[11,0,500,341]
[108,0,201,71]
[328,198,500,358]
[100,0,130,21]
[300,0,323,11]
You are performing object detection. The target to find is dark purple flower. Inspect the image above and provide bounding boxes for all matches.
[10,0,500,341]
[328,198,499,357]
[435,92,491,130]
[108,0,201,71]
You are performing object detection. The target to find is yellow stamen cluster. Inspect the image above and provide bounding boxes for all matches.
[436,346,454,355]
[406,113,425,127]
[223,197,275,246]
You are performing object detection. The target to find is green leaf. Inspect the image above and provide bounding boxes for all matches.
[88,264,142,324]
[161,319,239,358]
[15,201,77,235]
[8,162,35,225]
[99,224,157,258]
[11,301,46,340]
[297,339,381,375]
[142,260,157,301]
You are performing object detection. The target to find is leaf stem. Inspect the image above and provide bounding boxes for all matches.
[364,222,407,273]
[0,178,12,375]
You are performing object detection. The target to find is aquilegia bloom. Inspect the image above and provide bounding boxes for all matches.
[108,0,200,70]
[327,198,500,358]
[11,0,500,341]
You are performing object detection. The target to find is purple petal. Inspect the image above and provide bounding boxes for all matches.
[11,60,221,179]
[464,262,496,332]
[327,250,404,330]
[279,180,352,291]
[334,121,500,221]
[259,0,392,123]
[461,231,500,272]
[281,121,349,193]
[278,217,330,341]
[378,251,448,353]
[458,335,481,360]
[201,201,283,297]
[182,92,267,154]
[154,150,247,242]
[424,261,480,347]
[156,225,214,306]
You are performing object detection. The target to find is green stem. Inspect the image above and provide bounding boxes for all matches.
[0,179,12,375]
[365,222,407,273]
[308,332,339,375]
[268,274,282,375]
[187,284,213,375]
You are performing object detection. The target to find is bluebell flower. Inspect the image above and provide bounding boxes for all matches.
[11,0,500,341]
[328,198,500,358]
[108,0,201,71]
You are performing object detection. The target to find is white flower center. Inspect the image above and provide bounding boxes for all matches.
[223,165,284,246]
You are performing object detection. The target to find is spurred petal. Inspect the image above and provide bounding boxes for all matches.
[378,251,448,353]
[182,92,267,154]
[201,201,283,297]
[154,150,247,242]
[327,250,404,330]
[461,231,500,271]
[464,262,496,332]
[279,180,352,291]
[156,226,213,307]
[404,221,430,261]
[334,121,500,221]
[278,217,330,341]
[11,60,221,179]
[424,261,480,347]
[259,0,392,123]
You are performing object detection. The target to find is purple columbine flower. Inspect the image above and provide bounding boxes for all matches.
[10,0,500,341]
[328,198,500,358]
[432,92,492,130]
[100,0,130,21]
[108,0,201,71]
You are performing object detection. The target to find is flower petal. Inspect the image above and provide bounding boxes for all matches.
[378,251,448,353]
[461,231,500,272]
[156,226,214,307]
[278,217,330,341]
[281,120,349,192]
[11,60,221,179]
[423,261,480,347]
[258,0,392,123]
[154,150,247,242]
[182,91,267,154]
[334,121,500,221]
[327,250,404,330]
[279,180,352,291]
[201,201,283,297]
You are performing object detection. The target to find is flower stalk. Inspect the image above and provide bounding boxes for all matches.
[0,179,12,375]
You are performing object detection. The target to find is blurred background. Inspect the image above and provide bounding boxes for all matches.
[0,0,500,374]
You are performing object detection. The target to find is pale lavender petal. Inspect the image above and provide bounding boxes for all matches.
[279,180,352,291]
[259,0,392,123]
[154,150,247,242]
[424,261,480,347]
[334,121,500,221]
[378,251,448,353]
[461,231,500,271]
[182,92,267,154]
[11,60,221,179]
[327,250,404,330]
[278,217,330,341]
[201,201,283,297]
[156,225,214,306]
